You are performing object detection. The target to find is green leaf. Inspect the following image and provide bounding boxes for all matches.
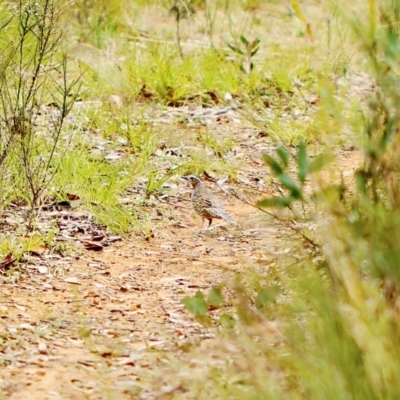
[255,286,281,312]
[263,154,283,174]
[182,291,208,316]
[278,174,303,199]
[249,38,260,50]
[219,314,236,329]
[208,287,223,308]
[276,147,290,166]
[227,43,244,55]
[309,153,332,173]
[240,35,249,45]
[257,196,295,208]
[250,47,260,57]
[0,16,13,32]
[297,141,309,184]
[195,314,213,327]
[291,0,313,40]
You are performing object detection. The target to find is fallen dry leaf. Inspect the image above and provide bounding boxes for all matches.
[0,253,16,270]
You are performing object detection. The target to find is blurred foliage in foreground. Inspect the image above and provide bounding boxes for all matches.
[182,2,400,399]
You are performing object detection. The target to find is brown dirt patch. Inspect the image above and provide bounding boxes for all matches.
[0,191,285,399]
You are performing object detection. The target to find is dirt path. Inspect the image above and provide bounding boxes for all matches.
[0,188,288,399]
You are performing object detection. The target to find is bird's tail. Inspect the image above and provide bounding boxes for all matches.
[209,208,237,224]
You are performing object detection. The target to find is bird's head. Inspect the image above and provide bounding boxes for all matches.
[181,175,202,188]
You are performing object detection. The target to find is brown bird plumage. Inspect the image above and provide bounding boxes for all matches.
[182,175,237,228]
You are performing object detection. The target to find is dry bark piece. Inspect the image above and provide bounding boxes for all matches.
[64,277,80,284]
[83,241,104,251]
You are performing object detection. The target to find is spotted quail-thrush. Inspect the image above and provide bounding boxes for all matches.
[182,175,237,228]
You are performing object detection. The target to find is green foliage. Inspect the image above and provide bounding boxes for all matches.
[258,143,331,209]
[228,35,260,74]
[175,4,400,400]
[208,286,223,307]
[254,286,280,313]
[65,0,135,47]
[182,290,213,327]
[244,4,400,400]
[145,166,183,197]
[0,0,81,227]
[51,140,147,235]
[183,281,282,330]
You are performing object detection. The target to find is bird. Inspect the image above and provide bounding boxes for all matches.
[181,175,237,229]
